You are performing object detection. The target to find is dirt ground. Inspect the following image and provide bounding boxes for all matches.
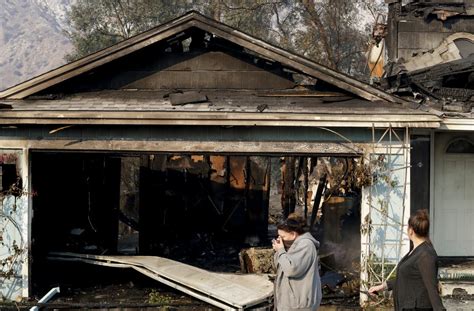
[3,288,473,310]
[443,297,474,311]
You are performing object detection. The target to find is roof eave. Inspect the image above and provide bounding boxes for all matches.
[0,110,441,128]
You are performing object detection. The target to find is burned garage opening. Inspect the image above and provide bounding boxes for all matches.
[0,9,442,308]
[30,151,363,307]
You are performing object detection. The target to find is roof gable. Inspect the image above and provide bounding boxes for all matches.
[0,11,406,104]
[34,49,298,94]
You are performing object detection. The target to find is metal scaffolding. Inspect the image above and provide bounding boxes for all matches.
[315,124,411,307]
[361,124,411,307]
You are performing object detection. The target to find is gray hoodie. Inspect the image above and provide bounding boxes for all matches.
[273,232,322,311]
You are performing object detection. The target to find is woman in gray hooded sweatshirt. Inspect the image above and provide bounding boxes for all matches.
[272,216,322,311]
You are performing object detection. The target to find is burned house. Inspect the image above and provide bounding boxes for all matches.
[0,11,443,308]
[382,0,474,300]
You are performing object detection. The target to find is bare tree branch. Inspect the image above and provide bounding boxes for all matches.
[301,0,337,69]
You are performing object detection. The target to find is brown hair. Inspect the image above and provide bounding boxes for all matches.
[408,209,430,238]
[277,214,307,235]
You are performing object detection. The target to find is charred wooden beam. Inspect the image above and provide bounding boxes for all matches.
[310,174,327,231]
[303,158,309,220]
[281,157,296,219]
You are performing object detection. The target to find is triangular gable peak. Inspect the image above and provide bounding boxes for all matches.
[0,11,406,104]
[30,39,301,95]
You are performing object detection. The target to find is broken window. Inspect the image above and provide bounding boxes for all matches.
[0,153,19,193]
[454,38,474,59]
[0,165,17,193]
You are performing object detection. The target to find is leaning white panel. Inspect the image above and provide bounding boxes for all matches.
[49,252,274,310]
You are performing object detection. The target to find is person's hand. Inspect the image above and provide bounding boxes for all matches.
[368,284,385,296]
[272,236,284,251]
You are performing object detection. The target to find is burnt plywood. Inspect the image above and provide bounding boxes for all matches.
[124,51,295,90]
[153,51,260,71]
[35,50,295,93]
[125,70,294,89]
[397,32,449,50]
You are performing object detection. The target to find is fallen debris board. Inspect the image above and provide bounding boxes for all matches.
[48,252,273,310]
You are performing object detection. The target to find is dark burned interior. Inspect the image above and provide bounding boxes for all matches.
[24,15,364,308]
[31,151,362,306]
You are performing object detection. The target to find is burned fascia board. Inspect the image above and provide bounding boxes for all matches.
[0,105,441,127]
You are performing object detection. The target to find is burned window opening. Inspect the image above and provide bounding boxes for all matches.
[454,38,474,59]
[31,151,362,307]
[0,152,22,198]
[0,164,18,194]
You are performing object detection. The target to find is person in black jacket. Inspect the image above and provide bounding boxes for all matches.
[368,209,446,311]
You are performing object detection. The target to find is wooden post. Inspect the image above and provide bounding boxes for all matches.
[281,157,296,219]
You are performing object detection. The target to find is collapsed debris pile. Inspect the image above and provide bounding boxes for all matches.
[378,0,474,116]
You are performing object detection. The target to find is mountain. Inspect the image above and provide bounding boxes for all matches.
[0,0,74,91]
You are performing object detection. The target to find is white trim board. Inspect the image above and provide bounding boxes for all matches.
[439,118,474,131]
